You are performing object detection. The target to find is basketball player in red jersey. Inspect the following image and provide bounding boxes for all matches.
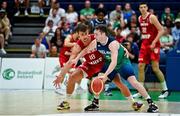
[133,3,169,99]
[54,24,90,87]
[53,25,143,111]
[55,26,82,95]
[59,28,79,67]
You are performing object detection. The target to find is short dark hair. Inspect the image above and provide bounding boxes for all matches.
[139,2,147,6]
[95,25,108,35]
[95,8,107,16]
[76,24,88,32]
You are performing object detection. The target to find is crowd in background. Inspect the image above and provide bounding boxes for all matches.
[0,0,179,61]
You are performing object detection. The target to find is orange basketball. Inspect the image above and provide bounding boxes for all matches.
[90,78,105,96]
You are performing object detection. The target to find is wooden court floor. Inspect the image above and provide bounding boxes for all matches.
[0,90,180,115]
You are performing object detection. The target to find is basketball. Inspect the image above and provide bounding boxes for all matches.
[90,77,105,96]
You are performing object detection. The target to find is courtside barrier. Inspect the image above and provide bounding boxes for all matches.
[0,58,45,89]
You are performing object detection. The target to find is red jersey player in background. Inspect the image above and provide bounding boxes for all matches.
[133,2,170,99]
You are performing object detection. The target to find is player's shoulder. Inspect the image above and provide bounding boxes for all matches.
[149,14,156,19]
[108,36,116,42]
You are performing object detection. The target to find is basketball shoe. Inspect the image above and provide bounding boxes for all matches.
[147,102,159,113]
[158,90,170,99]
[132,102,144,111]
[57,101,70,110]
[84,98,99,111]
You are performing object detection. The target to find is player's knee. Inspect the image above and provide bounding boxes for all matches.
[129,78,139,88]
[69,74,79,83]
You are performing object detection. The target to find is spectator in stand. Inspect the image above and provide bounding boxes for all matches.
[120,23,130,38]
[127,14,139,31]
[61,22,72,39]
[0,33,6,54]
[0,1,7,12]
[98,3,104,9]
[112,13,125,30]
[42,20,57,52]
[172,18,180,47]
[48,45,58,57]
[115,27,125,43]
[38,0,56,16]
[80,0,95,22]
[49,1,66,23]
[90,8,109,29]
[46,8,60,26]
[65,4,78,28]
[161,7,175,26]
[0,1,14,27]
[123,34,139,78]
[160,27,174,53]
[50,27,64,52]
[30,38,47,58]
[0,9,11,46]
[109,5,124,25]
[123,3,135,23]
[14,0,29,16]
[129,27,141,48]
[97,2,108,20]
[149,8,154,14]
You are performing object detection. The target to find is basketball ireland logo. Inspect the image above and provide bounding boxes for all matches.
[2,68,15,80]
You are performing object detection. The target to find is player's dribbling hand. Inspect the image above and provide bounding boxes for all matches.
[98,75,108,83]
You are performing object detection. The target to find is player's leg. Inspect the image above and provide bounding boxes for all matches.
[121,64,159,113]
[56,56,71,84]
[113,73,132,101]
[75,79,86,94]
[133,47,147,98]
[151,60,169,98]
[112,73,144,111]
[84,63,105,111]
[138,62,146,84]
[57,68,85,110]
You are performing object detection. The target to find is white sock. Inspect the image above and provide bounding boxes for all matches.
[94,95,99,99]
[64,94,72,101]
[126,95,135,103]
[161,81,168,91]
[145,95,151,100]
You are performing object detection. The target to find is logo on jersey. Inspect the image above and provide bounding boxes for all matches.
[140,23,148,26]
[98,50,111,55]
[2,68,15,80]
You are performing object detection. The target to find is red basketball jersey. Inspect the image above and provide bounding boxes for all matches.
[139,13,160,47]
[77,34,104,65]
[84,50,104,65]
